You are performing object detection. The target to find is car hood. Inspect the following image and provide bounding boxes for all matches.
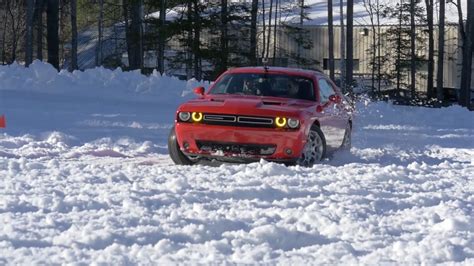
[178,95,314,117]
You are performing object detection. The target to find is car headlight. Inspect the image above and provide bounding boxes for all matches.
[287,118,300,129]
[178,112,191,122]
[275,117,287,128]
[191,112,203,122]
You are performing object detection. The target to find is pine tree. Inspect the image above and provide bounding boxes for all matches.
[381,1,427,94]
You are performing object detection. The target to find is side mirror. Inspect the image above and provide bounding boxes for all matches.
[329,94,341,103]
[316,105,323,113]
[194,86,205,96]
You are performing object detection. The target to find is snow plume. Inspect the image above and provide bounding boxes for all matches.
[1,62,474,264]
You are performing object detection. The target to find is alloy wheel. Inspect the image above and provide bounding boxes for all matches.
[297,129,324,167]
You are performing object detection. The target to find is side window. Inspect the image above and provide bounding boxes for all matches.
[318,78,335,103]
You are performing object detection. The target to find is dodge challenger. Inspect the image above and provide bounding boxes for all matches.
[168,67,353,167]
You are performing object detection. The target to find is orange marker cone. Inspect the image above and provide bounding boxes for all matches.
[0,115,6,128]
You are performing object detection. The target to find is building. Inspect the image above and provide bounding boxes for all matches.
[69,20,473,101]
[261,24,472,98]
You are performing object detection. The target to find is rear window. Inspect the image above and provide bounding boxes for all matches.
[209,73,315,101]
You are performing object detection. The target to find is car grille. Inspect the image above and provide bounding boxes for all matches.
[196,141,276,156]
[202,114,274,128]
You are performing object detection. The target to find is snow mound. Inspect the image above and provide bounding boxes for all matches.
[0,60,208,102]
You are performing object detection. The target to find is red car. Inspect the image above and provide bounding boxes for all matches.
[168,67,353,167]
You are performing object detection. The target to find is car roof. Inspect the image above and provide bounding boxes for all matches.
[225,66,324,79]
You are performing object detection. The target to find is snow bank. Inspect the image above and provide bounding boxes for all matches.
[0,60,207,102]
[0,61,208,141]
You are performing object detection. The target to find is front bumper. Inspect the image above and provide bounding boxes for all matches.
[175,122,307,161]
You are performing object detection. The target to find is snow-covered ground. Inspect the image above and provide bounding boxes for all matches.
[0,62,473,264]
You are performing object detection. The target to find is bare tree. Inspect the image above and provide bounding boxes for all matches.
[261,0,266,60]
[127,0,143,70]
[458,0,473,107]
[1,2,8,64]
[363,0,376,90]
[266,0,273,59]
[35,0,44,60]
[250,0,258,65]
[96,0,104,66]
[70,0,77,71]
[346,0,354,92]
[272,0,278,65]
[46,0,59,69]
[123,0,131,67]
[339,0,345,89]
[328,0,335,81]
[193,0,201,80]
[26,0,35,66]
[185,0,192,79]
[425,0,434,99]
[376,0,381,92]
[409,0,416,97]
[436,0,445,101]
[297,0,304,64]
[157,0,166,74]
[6,0,21,63]
[220,0,228,72]
[396,0,402,93]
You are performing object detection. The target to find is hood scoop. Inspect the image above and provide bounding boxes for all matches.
[209,98,225,102]
[262,101,283,106]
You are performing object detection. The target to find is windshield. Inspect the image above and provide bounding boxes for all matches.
[209,73,316,101]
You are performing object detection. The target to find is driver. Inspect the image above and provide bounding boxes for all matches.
[288,80,299,98]
[243,79,264,95]
[243,79,254,93]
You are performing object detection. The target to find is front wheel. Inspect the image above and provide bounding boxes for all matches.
[296,125,327,167]
[168,126,196,165]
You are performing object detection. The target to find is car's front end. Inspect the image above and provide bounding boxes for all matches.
[174,96,311,163]
[168,67,337,166]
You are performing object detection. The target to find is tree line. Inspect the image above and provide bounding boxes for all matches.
[0,0,473,108]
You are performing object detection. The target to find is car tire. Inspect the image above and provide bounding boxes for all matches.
[296,125,327,167]
[168,126,196,165]
[341,123,352,150]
